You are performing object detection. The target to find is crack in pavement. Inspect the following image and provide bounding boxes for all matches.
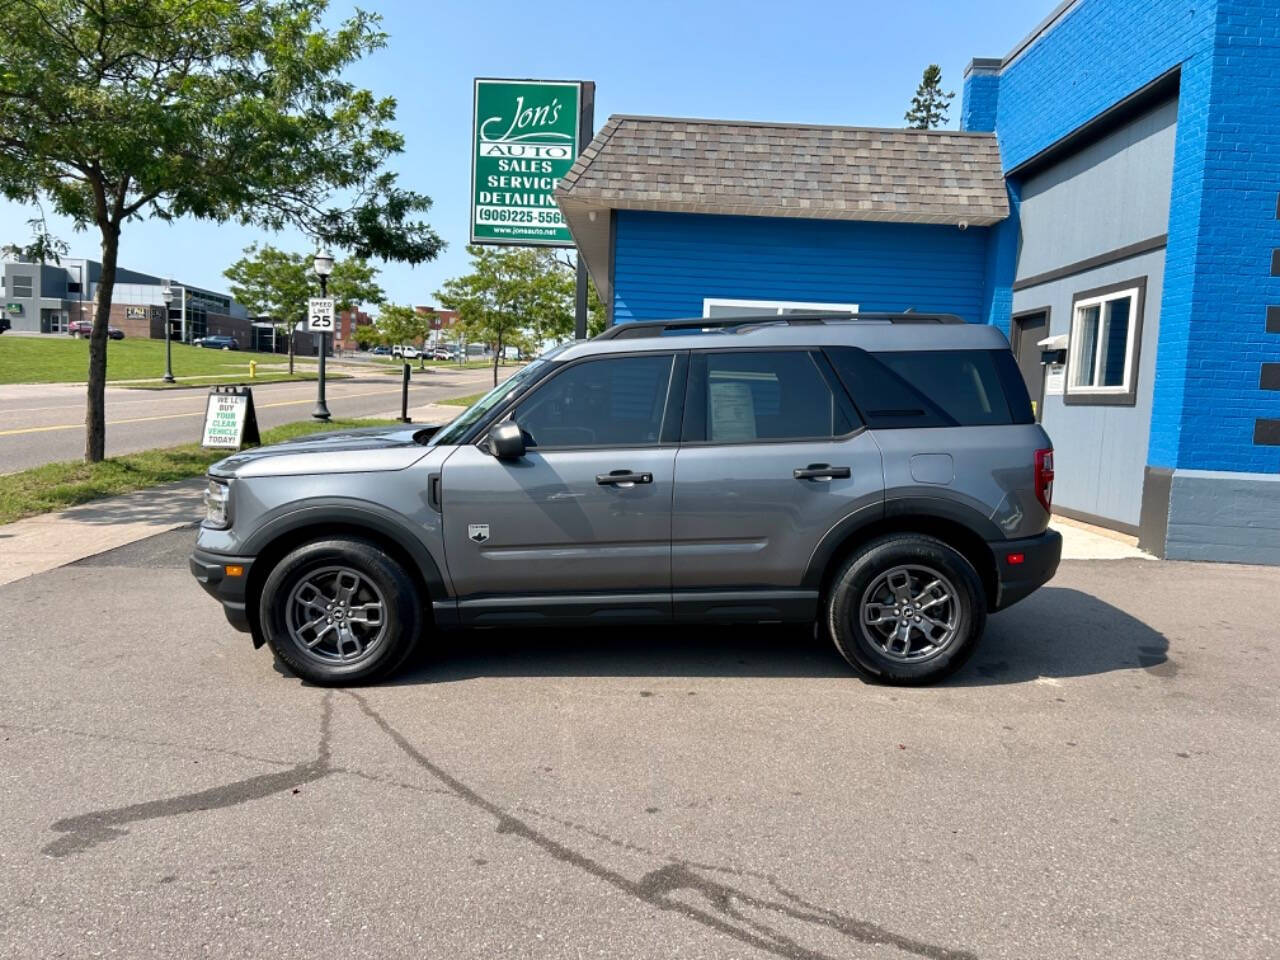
[38,689,975,958]
[41,693,336,858]
[345,691,976,960]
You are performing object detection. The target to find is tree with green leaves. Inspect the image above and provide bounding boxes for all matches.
[375,303,432,368]
[0,1,442,461]
[224,244,384,373]
[437,246,575,386]
[905,64,955,130]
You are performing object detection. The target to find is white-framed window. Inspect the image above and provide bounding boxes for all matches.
[1066,279,1145,406]
[702,297,859,319]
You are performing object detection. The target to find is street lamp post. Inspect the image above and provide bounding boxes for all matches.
[160,282,176,384]
[312,249,334,421]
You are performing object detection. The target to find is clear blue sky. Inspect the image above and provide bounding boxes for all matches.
[0,0,1041,308]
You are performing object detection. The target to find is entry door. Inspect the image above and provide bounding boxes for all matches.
[439,353,679,614]
[1012,312,1048,420]
[672,350,884,593]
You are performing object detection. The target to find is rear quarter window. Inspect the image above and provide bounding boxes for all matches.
[826,347,1034,428]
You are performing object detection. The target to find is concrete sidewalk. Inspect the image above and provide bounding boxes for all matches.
[0,478,205,586]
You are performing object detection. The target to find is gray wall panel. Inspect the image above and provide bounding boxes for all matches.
[1165,470,1280,565]
[1012,249,1165,527]
[1016,98,1177,281]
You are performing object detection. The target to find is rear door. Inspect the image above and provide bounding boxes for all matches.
[671,349,884,612]
[440,351,683,622]
[825,346,1050,539]
[1012,311,1048,420]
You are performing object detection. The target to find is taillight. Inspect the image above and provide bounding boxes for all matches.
[1035,448,1054,513]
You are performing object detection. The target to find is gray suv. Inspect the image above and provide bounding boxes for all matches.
[191,314,1061,686]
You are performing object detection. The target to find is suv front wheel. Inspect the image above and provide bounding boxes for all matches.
[825,534,986,685]
[258,538,423,685]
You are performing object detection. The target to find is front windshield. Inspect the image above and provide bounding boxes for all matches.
[431,357,550,446]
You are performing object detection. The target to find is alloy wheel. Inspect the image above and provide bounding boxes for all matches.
[858,565,961,663]
[284,565,388,665]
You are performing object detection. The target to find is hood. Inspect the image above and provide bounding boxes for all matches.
[210,424,443,479]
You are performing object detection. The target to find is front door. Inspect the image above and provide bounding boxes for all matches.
[1012,311,1048,420]
[440,352,680,624]
[671,349,884,614]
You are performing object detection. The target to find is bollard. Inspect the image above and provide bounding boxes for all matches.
[397,362,412,423]
[249,359,257,380]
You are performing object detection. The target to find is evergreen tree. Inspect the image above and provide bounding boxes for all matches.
[905,65,955,130]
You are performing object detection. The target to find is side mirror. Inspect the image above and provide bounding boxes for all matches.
[488,421,526,460]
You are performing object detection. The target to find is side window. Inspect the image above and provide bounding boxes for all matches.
[513,354,673,449]
[1065,280,1145,405]
[685,351,855,443]
[826,348,1032,428]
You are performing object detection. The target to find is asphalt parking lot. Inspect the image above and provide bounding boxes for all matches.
[2,529,1277,959]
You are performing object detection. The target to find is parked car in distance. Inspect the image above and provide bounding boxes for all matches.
[392,344,422,360]
[68,319,124,339]
[199,335,239,350]
[371,345,391,356]
[432,348,456,361]
[0,316,11,334]
[192,312,1061,687]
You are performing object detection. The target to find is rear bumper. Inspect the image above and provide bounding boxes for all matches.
[189,549,255,634]
[989,529,1062,612]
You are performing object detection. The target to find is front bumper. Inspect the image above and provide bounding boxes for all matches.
[190,548,255,634]
[988,529,1062,612]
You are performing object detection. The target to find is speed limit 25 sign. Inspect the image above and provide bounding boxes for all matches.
[307,298,336,333]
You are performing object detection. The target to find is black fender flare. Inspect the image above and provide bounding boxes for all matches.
[801,496,1001,591]
[240,498,448,602]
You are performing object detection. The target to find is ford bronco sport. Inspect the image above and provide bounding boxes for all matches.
[191,314,1061,685]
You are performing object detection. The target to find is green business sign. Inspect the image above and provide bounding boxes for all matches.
[471,78,583,247]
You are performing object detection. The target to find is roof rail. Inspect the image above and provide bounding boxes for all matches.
[593,311,964,340]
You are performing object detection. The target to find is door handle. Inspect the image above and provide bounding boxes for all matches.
[793,464,851,481]
[596,470,653,486]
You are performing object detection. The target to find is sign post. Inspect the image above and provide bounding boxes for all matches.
[307,296,335,421]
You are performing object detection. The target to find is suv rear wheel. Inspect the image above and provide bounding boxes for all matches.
[825,534,986,685]
[258,538,422,685]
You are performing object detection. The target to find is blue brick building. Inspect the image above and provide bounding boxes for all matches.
[556,0,1280,564]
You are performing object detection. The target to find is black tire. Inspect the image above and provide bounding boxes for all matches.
[258,538,423,685]
[825,534,986,685]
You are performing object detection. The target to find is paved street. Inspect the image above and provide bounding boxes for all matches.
[0,365,500,472]
[2,533,1276,959]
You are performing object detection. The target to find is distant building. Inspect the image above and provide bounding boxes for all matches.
[416,306,460,347]
[335,307,373,353]
[1,256,249,343]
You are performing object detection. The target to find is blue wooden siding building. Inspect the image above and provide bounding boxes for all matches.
[555,0,1280,565]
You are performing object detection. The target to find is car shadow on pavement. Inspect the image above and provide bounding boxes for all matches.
[384,586,1168,686]
[951,586,1172,685]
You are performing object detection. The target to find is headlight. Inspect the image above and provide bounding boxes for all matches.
[203,478,231,529]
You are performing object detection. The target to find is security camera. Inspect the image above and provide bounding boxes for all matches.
[958,220,969,231]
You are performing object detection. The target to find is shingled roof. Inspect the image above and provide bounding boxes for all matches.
[557,115,1008,224]
[556,115,1008,305]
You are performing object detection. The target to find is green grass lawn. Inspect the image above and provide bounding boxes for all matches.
[0,418,395,525]
[0,335,312,384]
[440,391,486,406]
